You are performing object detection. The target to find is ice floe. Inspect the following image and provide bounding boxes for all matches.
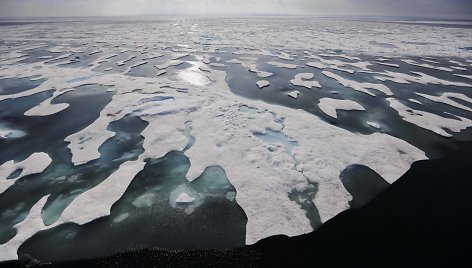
[375,71,472,87]
[0,153,52,194]
[58,159,146,225]
[318,98,366,119]
[409,99,423,105]
[401,59,453,72]
[367,121,381,129]
[290,73,321,89]
[375,61,400,68]
[256,80,270,89]
[175,193,196,204]
[0,196,49,261]
[454,74,472,80]
[306,62,325,69]
[416,92,472,112]
[155,60,183,70]
[227,58,273,78]
[288,91,300,99]
[24,89,74,116]
[267,61,298,69]
[319,58,372,71]
[116,55,136,66]
[323,71,393,96]
[0,126,26,140]
[387,98,472,137]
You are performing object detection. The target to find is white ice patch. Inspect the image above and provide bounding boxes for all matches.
[387,98,472,137]
[267,61,298,69]
[58,159,146,225]
[169,185,202,214]
[288,91,300,99]
[171,53,189,60]
[0,126,26,140]
[454,74,472,80]
[65,89,167,166]
[367,121,381,129]
[0,196,49,261]
[306,62,325,69]
[416,92,472,112]
[123,61,148,74]
[375,71,472,87]
[182,85,426,243]
[451,66,467,71]
[256,80,270,89]
[409,99,423,105]
[319,58,372,71]
[375,61,400,68]
[176,193,195,203]
[209,63,226,68]
[116,55,136,66]
[401,59,453,72]
[155,60,183,70]
[323,71,393,96]
[146,52,164,59]
[450,60,467,67]
[176,59,211,87]
[0,153,52,194]
[290,73,321,89]
[318,98,366,119]
[24,89,74,116]
[227,58,273,78]
[318,53,361,61]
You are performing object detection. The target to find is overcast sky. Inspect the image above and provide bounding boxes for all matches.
[0,0,471,18]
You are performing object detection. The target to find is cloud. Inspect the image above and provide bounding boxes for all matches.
[0,0,471,18]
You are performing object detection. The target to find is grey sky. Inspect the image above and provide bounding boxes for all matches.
[0,0,471,18]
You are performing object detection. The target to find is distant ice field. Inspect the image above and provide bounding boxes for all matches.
[0,17,471,262]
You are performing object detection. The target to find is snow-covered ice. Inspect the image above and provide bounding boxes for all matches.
[0,153,52,194]
[256,80,270,89]
[323,71,393,96]
[0,16,470,259]
[318,98,366,119]
[288,91,300,99]
[290,73,321,89]
[388,98,471,137]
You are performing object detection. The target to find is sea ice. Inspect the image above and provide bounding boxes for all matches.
[387,98,472,137]
[306,62,325,69]
[116,55,136,66]
[155,60,183,70]
[58,159,146,225]
[318,98,366,119]
[176,193,195,203]
[401,59,453,72]
[227,58,273,78]
[267,61,298,69]
[416,92,472,112]
[0,153,52,194]
[375,61,400,68]
[375,70,472,87]
[0,196,49,261]
[288,91,300,99]
[256,80,270,89]
[290,73,321,89]
[323,71,393,96]
[366,121,381,129]
[409,99,423,105]
[1,21,452,248]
